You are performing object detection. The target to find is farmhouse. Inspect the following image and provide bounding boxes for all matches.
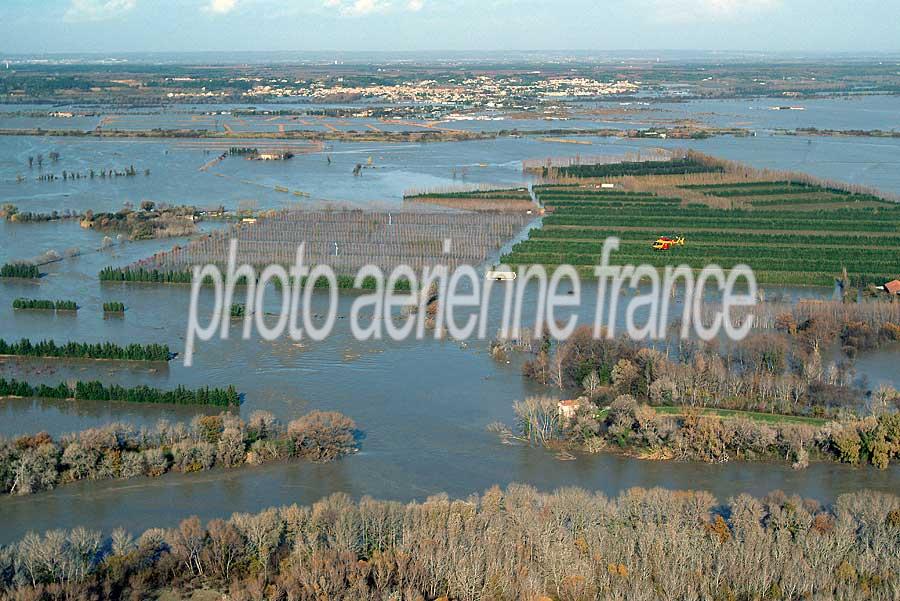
[253,151,294,161]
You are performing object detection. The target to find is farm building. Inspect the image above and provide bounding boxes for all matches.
[883,280,900,295]
[253,151,294,161]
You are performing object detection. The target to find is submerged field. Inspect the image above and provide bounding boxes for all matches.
[115,209,534,278]
[502,156,900,286]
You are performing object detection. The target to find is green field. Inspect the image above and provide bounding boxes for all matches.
[544,156,725,178]
[650,405,828,425]
[500,177,900,286]
[678,180,895,209]
[595,405,828,425]
[404,187,530,199]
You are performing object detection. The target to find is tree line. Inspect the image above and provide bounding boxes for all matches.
[0,338,171,362]
[0,377,239,408]
[0,485,895,600]
[0,410,357,496]
[10,299,128,314]
[99,265,412,290]
[12,299,78,312]
[0,263,40,279]
[228,147,258,156]
[1,204,80,223]
[99,266,195,283]
[31,165,146,182]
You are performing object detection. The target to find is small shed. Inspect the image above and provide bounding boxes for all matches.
[884,280,900,295]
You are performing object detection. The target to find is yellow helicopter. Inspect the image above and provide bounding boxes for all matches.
[652,236,685,251]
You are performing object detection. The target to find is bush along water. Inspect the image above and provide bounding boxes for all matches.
[0,410,357,496]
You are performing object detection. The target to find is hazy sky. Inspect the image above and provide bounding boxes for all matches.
[0,0,898,54]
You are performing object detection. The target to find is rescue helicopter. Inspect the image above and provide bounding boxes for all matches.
[652,236,685,251]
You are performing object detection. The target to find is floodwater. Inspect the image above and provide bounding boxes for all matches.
[3,132,900,222]
[592,95,900,131]
[0,97,899,543]
[3,95,899,132]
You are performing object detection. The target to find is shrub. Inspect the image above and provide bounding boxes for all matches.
[287,411,357,462]
[1,410,358,496]
[103,302,125,313]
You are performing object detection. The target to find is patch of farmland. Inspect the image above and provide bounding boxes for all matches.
[403,187,537,213]
[529,155,725,179]
[497,155,900,286]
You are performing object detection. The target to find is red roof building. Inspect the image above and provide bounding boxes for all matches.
[885,280,900,295]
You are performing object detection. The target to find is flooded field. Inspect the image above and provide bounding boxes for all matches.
[1,96,899,545]
[3,95,900,132]
[3,134,900,221]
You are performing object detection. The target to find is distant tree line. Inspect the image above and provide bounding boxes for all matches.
[228,147,258,156]
[0,338,171,362]
[99,266,194,283]
[0,409,356,496]
[31,165,145,182]
[0,485,894,600]
[1,204,80,223]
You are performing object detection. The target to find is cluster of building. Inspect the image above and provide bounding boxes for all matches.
[239,75,639,106]
[165,90,229,100]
